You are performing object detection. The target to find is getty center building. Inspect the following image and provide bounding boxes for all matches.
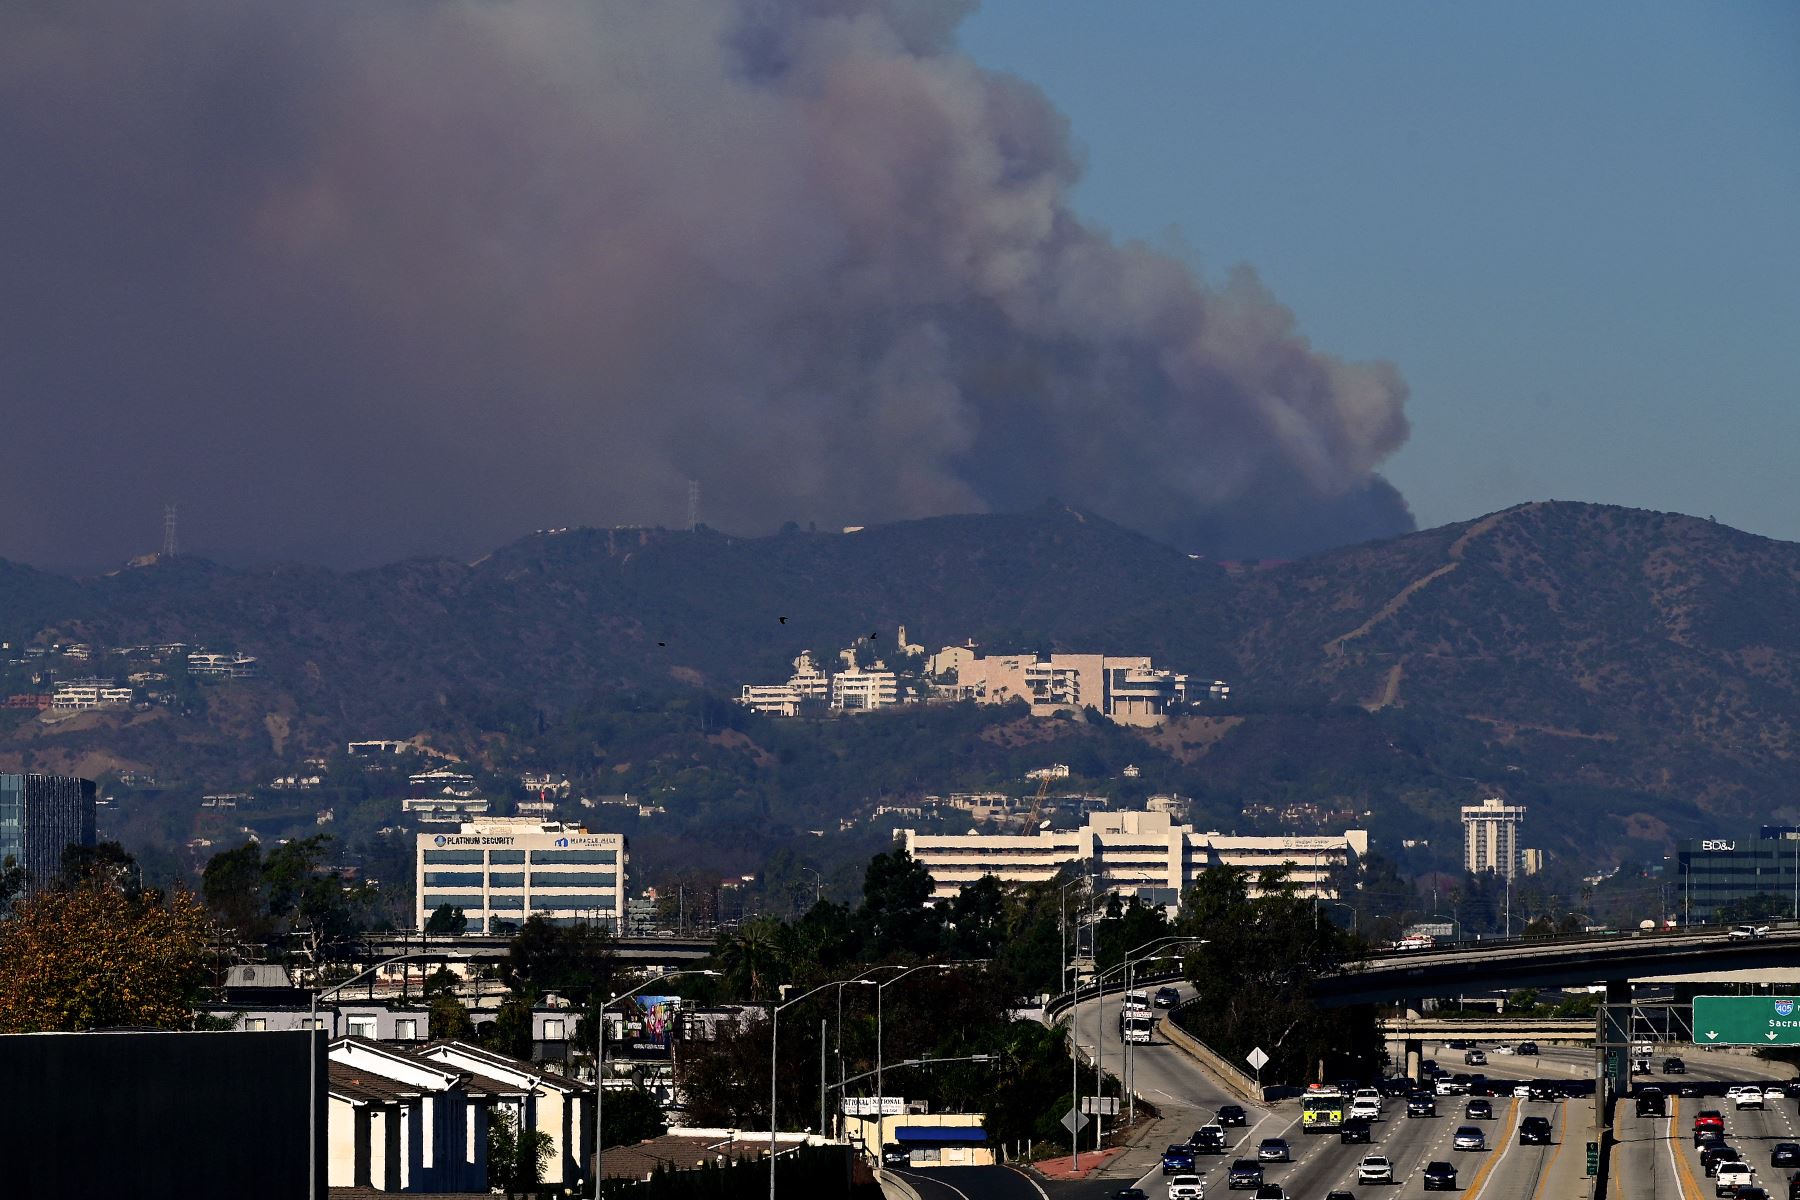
[414,818,627,933]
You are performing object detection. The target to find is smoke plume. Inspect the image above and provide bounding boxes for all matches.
[0,0,1411,568]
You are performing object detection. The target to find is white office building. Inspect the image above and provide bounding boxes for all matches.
[901,811,1367,906]
[416,818,627,933]
[830,668,899,711]
[1462,797,1526,879]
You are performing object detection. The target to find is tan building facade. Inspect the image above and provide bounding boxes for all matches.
[416,818,626,933]
[901,810,1367,905]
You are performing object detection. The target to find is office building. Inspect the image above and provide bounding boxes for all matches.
[942,651,1217,727]
[0,773,97,895]
[900,810,1366,906]
[416,818,627,933]
[1677,832,1800,923]
[1462,798,1526,880]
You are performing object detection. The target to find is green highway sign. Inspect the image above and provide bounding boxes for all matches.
[1693,995,1800,1045]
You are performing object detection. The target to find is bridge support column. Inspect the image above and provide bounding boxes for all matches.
[1404,1039,1423,1082]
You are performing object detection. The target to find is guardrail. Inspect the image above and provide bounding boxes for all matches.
[1162,1001,1266,1105]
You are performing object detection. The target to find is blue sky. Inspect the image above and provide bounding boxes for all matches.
[958,1,1800,541]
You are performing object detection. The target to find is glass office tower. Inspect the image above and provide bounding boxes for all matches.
[0,773,98,895]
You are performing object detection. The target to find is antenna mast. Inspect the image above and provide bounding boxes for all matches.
[162,504,179,557]
[687,480,700,532]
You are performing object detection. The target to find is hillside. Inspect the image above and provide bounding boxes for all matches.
[1,501,1796,883]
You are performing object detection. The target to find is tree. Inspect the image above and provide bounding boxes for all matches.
[0,854,25,917]
[0,881,212,1032]
[503,916,615,1003]
[423,966,460,997]
[485,994,536,1061]
[487,1108,553,1200]
[857,849,941,956]
[602,1086,669,1148]
[202,840,270,942]
[425,904,468,935]
[429,992,475,1041]
[60,840,138,890]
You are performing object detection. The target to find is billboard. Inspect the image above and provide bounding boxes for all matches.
[608,995,680,1059]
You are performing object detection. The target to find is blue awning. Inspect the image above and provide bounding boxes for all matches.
[894,1127,987,1145]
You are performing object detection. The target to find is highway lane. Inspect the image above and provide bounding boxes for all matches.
[892,1165,1047,1200]
[1608,1051,1798,1199]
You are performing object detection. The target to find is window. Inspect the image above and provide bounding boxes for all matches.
[528,871,618,888]
[532,895,617,909]
[244,1018,267,1031]
[542,1019,566,1041]
[489,850,525,864]
[394,1019,418,1041]
[487,872,525,887]
[530,849,617,864]
[423,871,485,887]
[489,894,525,910]
[423,850,484,864]
[347,1017,378,1039]
[423,893,486,910]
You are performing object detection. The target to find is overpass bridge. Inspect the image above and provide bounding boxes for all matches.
[349,933,715,968]
[1319,926,1800,1007]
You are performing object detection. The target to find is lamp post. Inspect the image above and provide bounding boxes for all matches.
[1058,876,1085,994]
[1121,936,1207,1124]
[308,952,434,1200]
[771,978,876,1200]
[594,968,719,1200]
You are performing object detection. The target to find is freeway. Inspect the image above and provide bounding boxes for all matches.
[1611,1051,1797,1200]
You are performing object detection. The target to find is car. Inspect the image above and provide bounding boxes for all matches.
[1325,1193,1356,1200]
[1466,1098,1493,1120]
[1358,1154,1394,1184]
[1700,1143,1739,1176]
[1407,1093,1437,1117]
[1633,1057,1653,1075]
[1733,1188,1770,1200]
[1490,1043,1515,1055]
[1773,1143,1800,1167]
[1696,1110,1727,1133]
[882,1144,909,1166]
[1637,1088,1668,1117]
[1729,925,1771,940]
[1732,1086,1767,1110]
[1217,1105,1249,1127]
[1517,1041,1539,1055]
[1783,1081,1800,1099]
[1114,1192,1150,1200]
[1520,1115,1553,1145]
[1379,1076,1416,1096]
[1340,1117,1372,1144]
[1257,1137,1290,1162]
[1464,1049,1488,1066]
[1717,1162,1756,1194]
[1250,1188,1285,1200]
[1167,1175,1205,1200]
[1446,1040,1468,1050]
[1188,1124,1227,1153]
[1697,1129,1729,1153]
[1226,1159,1263,1189]
[1421,1059,1442,1077]
[1349,1097,1381,1121]
[1453,1125,1486,1151]
[1665,1057,1687,1074]
[1162,1145,1197,1174]
[1528,1083,1564,1103]
[1422,1160,1458,1190]
[1154,986,1182,1009]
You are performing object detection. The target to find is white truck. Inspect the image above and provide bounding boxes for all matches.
[1714,1161,1754,1195]
[1123,1012,1155,1044]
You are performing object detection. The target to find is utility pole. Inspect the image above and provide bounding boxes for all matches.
[162,504,179,557]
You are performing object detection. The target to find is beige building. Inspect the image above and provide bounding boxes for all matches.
[940,650,1213,727]
[1462,797,1526,879]
[901,811,1367,906]
[416,818,626,933]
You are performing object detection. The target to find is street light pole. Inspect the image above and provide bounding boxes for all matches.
[308,952,434,1200]
[593,968,719,1200]
[1121,936,1207,1124]
[771,978,876,1200]
[874,964,955,1156]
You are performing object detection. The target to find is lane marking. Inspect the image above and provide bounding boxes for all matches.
[1526,1098,1565,1200]
[892,1167,972,1200]
[1462,1097,1521,1199]
[1667,1097,1706,1200]
[1004,1165,1050,1200]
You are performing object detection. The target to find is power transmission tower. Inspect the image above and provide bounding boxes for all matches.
[162,505,179,557]
[687,480,700,532]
